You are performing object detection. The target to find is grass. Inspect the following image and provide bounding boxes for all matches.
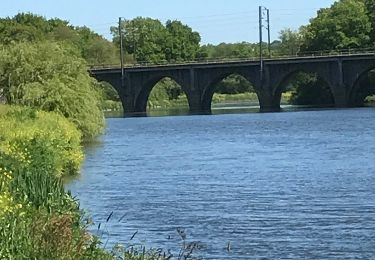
[212,92,292,105]
[365,95,375,105]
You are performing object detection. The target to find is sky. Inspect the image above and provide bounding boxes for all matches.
[0,0,336,44]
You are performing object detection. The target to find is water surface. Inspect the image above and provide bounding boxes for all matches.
[67,108,375,259]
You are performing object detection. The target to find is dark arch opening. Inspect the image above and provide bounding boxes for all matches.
[135,77,189,116]
[98,81,124,115]
[202,73,259,114]
[275,71,335,109]
[349,69,375,107]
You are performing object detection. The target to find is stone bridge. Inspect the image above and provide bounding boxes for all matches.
[90,54,375,115]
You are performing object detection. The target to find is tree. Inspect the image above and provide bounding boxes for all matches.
[277,28,303,56]
[111,17,204,64]
[0,42,104,139]
[215,75,254,94]
[0,13,118,66]
[363,0,375,44]
[201,42,258,60]
[165,20,201,62]
[301,0,371,51]
[289,73,334,105]
[111,17,167,63]
[75,26,118,65]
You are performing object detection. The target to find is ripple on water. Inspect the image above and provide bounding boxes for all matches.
[67,108,375,259]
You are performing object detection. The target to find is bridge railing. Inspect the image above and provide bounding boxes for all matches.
[90,47,375,69]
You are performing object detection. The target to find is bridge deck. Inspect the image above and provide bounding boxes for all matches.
[90,52,375,73]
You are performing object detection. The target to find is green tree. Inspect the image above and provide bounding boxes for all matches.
[215,75,254,94]
[202,42,258,60]
[301,0,371,51]
[0,42,104,139]
[111,17,204,64]
[363,0,375,43]
[289,73,334,105]
[277,28,303,55]
[75,26,118,65]
[111,17,167,63]
[0,13,118,66]
[165,20,201,62]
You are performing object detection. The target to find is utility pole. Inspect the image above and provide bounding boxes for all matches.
[259,6,271,83]
[259,6,263,83]
[118,17,125,89]
[267,8,271,58]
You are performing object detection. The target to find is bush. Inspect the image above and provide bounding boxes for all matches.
[0,105,83,178]
[0,105,113,259]
[0,41,104,139]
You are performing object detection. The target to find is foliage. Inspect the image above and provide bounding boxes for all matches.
[0,41,104,139]
[111,17,205,64]
[0,105,173,259]
[201,42,258,60]
[301,0,371,51]
[0,13,118,65]
[215,74,254,94]
[112,17,168,63]
[0,105,83,178]
[288,73,334,105]
[76,26,118,65]
[165,20,203,62]
[0,105,111,259]
[212,92,259,104]
[363,0,375,43]
[365,94,375,103]
[148,78,188,109]
[99,82,121,102]
[102,100,123,111]
[277,29,303,56]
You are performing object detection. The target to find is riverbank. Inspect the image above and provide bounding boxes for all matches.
[0,105,112,259]
[0,105,170,259]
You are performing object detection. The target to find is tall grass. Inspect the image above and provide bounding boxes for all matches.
[0,105,112,259]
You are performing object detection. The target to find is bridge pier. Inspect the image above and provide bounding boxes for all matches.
[332,87,350,108]
[187,91,206,114]
[258,90,281,112]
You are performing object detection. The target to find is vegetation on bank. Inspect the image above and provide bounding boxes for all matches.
[0,105,110,259]
[0,105,173,259]
[365,95,375,104]
[0,41,104,140]
[0,14,164,259]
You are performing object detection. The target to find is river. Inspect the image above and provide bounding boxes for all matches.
[67,107,375,259]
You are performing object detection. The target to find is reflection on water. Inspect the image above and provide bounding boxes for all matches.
[104,102,341,118]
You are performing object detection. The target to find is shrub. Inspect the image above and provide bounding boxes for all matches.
[0,41,105,139]
[0,105,83,178]
[0,105,113,259]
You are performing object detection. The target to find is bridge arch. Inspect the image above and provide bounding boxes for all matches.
[99,81,124,112]
[273,69,335,107]
[201,71,259,112]
[134,75,189,113]
[89,72,128,113]
[348,65,375,106]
